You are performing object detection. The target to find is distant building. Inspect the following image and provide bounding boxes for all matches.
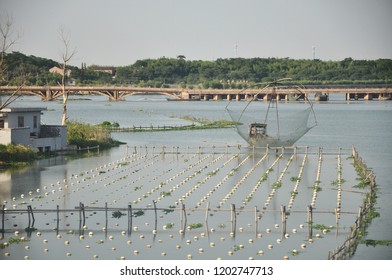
[90,66,116,77]
[0,107,68,152]
[49,66,75,85]
[49,66,71,77]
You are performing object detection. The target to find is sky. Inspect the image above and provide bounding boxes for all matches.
[1,0,392,66]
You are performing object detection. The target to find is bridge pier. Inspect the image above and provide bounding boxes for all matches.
[45,89,52,101]
[379,93,392,100]
[364,93,373,100]
[181,91,190,100]
[213,94,222,101]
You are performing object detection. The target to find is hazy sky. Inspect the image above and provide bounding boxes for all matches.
[1,0,392,66]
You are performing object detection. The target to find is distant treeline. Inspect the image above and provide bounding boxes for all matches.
[3,52,392,88]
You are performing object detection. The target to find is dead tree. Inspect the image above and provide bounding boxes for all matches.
[59,28,76,125]
[0,14,21,109]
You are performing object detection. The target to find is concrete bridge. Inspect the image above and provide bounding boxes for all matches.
[0,85,391,101]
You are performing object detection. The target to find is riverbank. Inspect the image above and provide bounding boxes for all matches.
[0,144,39,168]
[0,121,124,169]
[107,119,239,133]
[67,120,124,149]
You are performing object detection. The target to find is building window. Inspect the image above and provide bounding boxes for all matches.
[33,116,38,128]
[0,119,4,129]
[18,116,24,127]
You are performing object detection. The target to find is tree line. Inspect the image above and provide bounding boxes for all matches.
[3,52,392,88]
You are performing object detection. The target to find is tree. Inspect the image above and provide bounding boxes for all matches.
[59,28,76,125]
[0,14,21,109]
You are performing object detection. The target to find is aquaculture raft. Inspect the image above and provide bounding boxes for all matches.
[0,145,376,260]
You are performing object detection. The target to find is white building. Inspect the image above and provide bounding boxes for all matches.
[0,107,68,152]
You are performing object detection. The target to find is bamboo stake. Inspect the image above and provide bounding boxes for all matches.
[105,202,108,230]
[153,200,157,230]
[205,202,210,235]
[27,205,31,226]
[281,205,286,236]
[182,203,187,230]
[204,202,210,224]
[56,205,60,233]
[254,206,258,236]
[307,205,313,238]
[1,205,5,238]
[231,204,236,235]
[128,205,134,232]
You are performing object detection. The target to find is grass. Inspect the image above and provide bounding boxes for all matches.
[0,237,29,249]
[160,191,171,197]
[290,176,300,182]
[188,223,203,230]
[0,144,40,168]
[163,205,176,214]
[67,120,124,149]
[312,224,335,231]
[133,210,145,217]
[165,223,174,229]
[112,210,126,219]
[272,181,282,189]
[359,239,392,247]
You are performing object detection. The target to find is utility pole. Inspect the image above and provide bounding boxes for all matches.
[312,46,316,60]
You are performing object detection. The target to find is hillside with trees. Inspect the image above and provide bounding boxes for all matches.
[2,52,392,88]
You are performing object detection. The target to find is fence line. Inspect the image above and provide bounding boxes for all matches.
[108,123,235,133]
[327,146,377,260]
[122,144,352,157]
[1,201,359,240]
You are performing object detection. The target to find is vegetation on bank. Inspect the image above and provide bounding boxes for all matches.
[0,144,39,168]
[106,117,240,133]
[0,121,123,168]
[66,120,124,149]
[3,51,392,87]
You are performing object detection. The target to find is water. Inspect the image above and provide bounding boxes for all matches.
[1,95,391,260]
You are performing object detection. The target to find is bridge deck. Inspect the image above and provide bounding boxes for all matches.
[0,85,391,101]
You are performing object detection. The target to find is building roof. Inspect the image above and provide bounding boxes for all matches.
[0,107,47,113]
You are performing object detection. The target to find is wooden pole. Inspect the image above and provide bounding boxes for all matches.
[204,202,210,224]
[1,205,5,238]
[357,206,363,228]
[128,204,132,234]
[181,203,187,231]
[81,202,85,225]
[281,205,286,236]
[27,205,35,226]
[79,202,82,229]
[254,206,258,236]
[105,202,108,229]
[56,205,60,233]
[307,205,313,237]
[153,200,158,230]
[205,202,210,235]
[28,205,31,226]
[231,204,236,235]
